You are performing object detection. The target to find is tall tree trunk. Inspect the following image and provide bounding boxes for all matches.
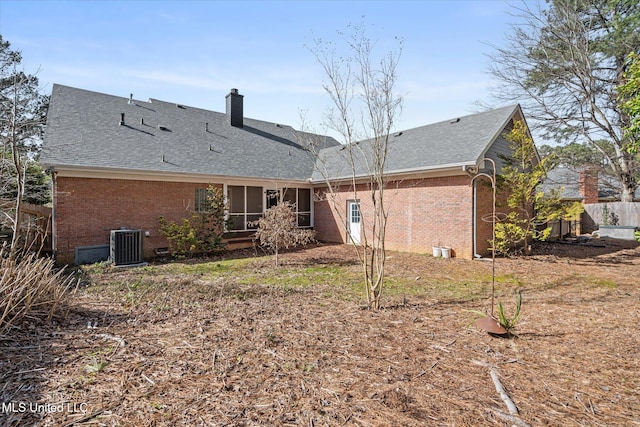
[9,78,24,257]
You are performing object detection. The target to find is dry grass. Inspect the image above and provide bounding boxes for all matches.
[0,247,77,334]
[1,240,639,426]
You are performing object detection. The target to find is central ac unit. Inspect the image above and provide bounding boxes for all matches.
[110,229,144,266]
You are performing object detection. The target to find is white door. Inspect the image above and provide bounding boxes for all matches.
[348,201,361,244]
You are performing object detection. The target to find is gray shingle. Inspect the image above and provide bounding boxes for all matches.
[310,105,521,181]
[42,85,339,181]
[42,85,522,183]
[541,167,639,200]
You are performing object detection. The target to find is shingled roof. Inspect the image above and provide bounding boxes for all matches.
[540,167,639,201]
[42,85,523,183]
[310,104,522,182]
[42,85,340,181]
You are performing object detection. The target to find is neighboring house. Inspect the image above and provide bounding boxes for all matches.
[541,167,640,234]
[540,167,636,204]
[41,84,528,264]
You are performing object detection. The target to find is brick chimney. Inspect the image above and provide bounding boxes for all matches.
[579,169,599,204]
[225,88,243,128]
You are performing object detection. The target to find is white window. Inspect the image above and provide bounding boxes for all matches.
[195,188,209,212]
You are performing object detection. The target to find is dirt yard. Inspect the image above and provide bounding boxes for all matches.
[1,239,639,426]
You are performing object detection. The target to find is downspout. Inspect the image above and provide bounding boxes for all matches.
[49,167,57,262]
[473,180,477,258]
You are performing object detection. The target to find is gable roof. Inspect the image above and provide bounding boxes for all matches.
[42,84,340,181]
[42,85,524,184]
[310,104,523,182]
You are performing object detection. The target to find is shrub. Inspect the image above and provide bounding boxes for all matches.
[0,247,77,334]
[494,213,528,256]
[158,186,228,258]
[251,202,315,266]
[494,121,584,255]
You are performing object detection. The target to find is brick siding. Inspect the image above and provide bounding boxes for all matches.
[56,174,496,263]
[313,175,490,259]
[54,177,216,264]
[474,180,497,257]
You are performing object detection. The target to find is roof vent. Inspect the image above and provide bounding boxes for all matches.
[205,122,209,132]
[450,118,460,124]
[128,94,134,104]
[119,113,125,126]
[394,131,403,137]
[158,125,170,132]
[176,104,185,109]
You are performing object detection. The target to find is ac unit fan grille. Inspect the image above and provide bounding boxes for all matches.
[110,230,143,265]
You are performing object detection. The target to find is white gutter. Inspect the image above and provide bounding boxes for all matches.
[48,165,311,186]
[309,161,478,184]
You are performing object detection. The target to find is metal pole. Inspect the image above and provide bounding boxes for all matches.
[469,158,497,317]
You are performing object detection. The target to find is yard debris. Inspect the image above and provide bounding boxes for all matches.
[96,333,126,347]
[472,359,531,426]
[489,407,532,427]
[1,242,639,426]
[142,373,156,386]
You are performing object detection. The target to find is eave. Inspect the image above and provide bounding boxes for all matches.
[309,161,477,185]
[48,165,313,186]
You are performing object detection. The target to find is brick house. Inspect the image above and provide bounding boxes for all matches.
[540,167,640,234]
[41,85,528,264]
[541,167,640,204]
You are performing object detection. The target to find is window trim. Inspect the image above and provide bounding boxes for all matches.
[227,185,263,231]
[224,184,314,232]
[194,187,209,213]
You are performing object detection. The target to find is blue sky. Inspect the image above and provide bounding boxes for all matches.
[2,0,526,139]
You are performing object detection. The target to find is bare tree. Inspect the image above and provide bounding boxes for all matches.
[0,37,75,334]
[304,23,403,309]
[0,36,48,255]
[488,1,640,201]
[251,197,315,267]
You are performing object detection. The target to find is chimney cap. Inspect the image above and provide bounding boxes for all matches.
[230,88,239,94]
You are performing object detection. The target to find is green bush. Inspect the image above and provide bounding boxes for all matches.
[493,121,584,255]
[494,213,528,256]
[158,186,228,258]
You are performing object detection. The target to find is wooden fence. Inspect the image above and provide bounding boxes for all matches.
[583,202,640,230]
[0,200,52,253]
